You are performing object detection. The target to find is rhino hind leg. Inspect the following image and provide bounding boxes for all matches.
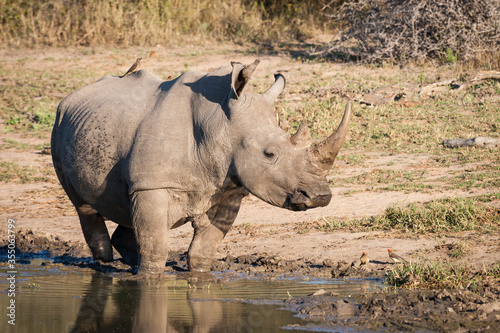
[111,225,139,266]
[76,204,113,262]
[53,165,113,263]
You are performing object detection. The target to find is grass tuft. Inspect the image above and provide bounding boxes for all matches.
[386,258,500,290]
[376,197,500,233]
[304,195,500,234]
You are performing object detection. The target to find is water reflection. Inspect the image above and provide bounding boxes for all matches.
[68,273,306,333]
[0,262,383,333]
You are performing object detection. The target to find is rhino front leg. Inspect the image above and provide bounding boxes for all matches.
[188,193,245,272]
[130,189,173,276]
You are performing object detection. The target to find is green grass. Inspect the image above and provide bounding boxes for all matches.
[0,65,96,135]
[303,195,500,234]
[449,240,472,259]
[370,196,500,233]
[385,258,500,290]
[0,161,54,183]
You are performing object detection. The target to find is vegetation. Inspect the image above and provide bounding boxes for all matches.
[374,196,500,233]
[386,258,500,290]
[303,195,500,234]
[2,1,497,66]
[0,160,53,183]
[320,0,500,65]
[0,0,330,47]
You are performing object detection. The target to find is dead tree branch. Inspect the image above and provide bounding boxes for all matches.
[316,0,500,63]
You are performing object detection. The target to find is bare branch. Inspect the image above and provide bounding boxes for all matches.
[315,0,500,63]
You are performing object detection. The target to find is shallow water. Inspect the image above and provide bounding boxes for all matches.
[1,259,383,332]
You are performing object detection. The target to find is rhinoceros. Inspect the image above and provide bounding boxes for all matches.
[51,60,351,276]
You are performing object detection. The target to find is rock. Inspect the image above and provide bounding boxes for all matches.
[478,301,500,315]
[310,289,326,296]
[436,289,454,302]
[442,137,500,149]
[336,260,349,270]
[333,299,357,316]
[322,259,335,267]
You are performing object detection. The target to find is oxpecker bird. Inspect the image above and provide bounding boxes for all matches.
[360,252,369,265]
[388,249,408,263]
[123,58,142,77]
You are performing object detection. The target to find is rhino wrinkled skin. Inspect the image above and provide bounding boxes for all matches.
[51,60,351,276]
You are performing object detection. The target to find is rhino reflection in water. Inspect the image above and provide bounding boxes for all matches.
[69,274,297,332]
[69,274,216,332]
[51,60,351,276]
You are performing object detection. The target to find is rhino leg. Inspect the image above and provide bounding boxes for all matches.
[77,205,114,262]
[188,193,245,272]
[52,163,113,263]
[111,225,139,266]
[130,189,172,276]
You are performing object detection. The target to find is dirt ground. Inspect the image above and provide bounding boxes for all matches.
[0,44,499,331]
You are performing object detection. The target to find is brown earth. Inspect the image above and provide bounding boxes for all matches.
[0,44,499,332]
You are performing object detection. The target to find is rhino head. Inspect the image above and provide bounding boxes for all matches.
[227,60,351,211]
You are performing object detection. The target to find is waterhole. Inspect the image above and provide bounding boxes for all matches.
[1,259,384,332]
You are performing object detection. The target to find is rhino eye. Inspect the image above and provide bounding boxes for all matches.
[263,147,279,163]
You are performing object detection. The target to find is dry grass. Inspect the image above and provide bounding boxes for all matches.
[0,0,330,47]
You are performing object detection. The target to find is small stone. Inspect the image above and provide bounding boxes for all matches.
[310,289,326,296]
[323,259,335,267]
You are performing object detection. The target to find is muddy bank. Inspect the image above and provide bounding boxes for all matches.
[0,229,89,258]
[2,229,500,332]
[0,229,386,279]
[283,284,500,332]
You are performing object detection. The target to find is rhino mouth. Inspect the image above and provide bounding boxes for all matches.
[286,188,332,211]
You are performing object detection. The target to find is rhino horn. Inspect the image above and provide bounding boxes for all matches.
[290,121,311,148]
[231,59,260,98]
[263,74,285,103]
[308,101,352,173]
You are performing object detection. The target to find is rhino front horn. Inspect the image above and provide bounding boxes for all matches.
[308,101,352,173]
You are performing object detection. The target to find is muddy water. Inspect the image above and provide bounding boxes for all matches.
[0,259,384,333]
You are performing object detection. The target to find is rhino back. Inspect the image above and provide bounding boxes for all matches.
[125,67,233,196]
[52,67,235,223]
[52,70,165,222]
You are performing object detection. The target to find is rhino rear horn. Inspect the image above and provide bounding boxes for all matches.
[263,74,285,103]
[231,59,260,98]
[290,121,311,148]
[308,101,352,173]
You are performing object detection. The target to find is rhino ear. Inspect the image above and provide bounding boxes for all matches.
[230,59,260,99]
[263,74,285,103]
